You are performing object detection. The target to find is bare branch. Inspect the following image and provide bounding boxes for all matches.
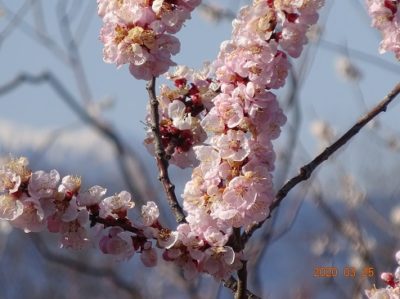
[30,234,142,298]
[0,0,32,48]
[0,72,154,205]
[74,1,96,45]
[31,0,47,34]
[223,276,260,299]
[310,184,379,289]
[235,261,248,299]
[319,39,400,75]
[57,0,92,104]
[0,1,69,63]
[146,77,186,224]
[243,81,400,243]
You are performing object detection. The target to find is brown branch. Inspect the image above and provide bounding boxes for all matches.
[146,77,186,224]
[235,261,248,299]
[89,214,143,236]
[242,81,400,243]
[223,276,260,299]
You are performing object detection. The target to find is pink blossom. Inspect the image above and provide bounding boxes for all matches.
[366,0,400,59]
[166,250,199,280]
[365,249,400,298]
[141,241,157,267]
[0,170,21,194]
[59,211,90,249]
[193,146,221,175]
[214,94,244,128]
[203,226,230,247]
[99,227,135,260]
[216,130,250,162]
[379,26,400,59]
[28,170,59,199]
[0,194,24,220]
[280,22,307,58]
[58,175,81,197]
[97,0,201,79]
[200,109,225,133]
[168,100,194,130]
[157,229,179,249]
[199,246,241,280]
[77,185,107,207]
[10,195,46,233]
[169,150,198,169]
[100,190,135,218]
[61,197,80,222]
[0,157,30,194]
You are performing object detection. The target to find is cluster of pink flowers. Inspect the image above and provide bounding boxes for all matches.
[0,157,176,266]
[366,0,400,59]
[98,0,201,80]
[365,251,400,299]
[181,0,323,242]
[0,157,243,279]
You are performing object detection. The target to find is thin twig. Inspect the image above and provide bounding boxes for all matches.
[312,187,379,286]
[30,234,142,298]
[0,0,69,63]
[0,71,153,205]
[74,1,96,45]
[319,39,400,75]
[0,0,32,48]
[146,77,186,224]
[31,0,47,34]
[243,81,400,243]
[57,0,92,104]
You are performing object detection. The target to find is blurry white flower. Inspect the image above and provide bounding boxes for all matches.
[310,234,332,256]
[335,56,362,82]
[340,175,365,208]
[310,120,335,149]
[349,253,364,270]
[306,24,321,42]
[390,205,400,226]
[0,220,12,235]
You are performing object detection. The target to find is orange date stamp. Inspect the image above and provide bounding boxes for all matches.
[313,266,375,278]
